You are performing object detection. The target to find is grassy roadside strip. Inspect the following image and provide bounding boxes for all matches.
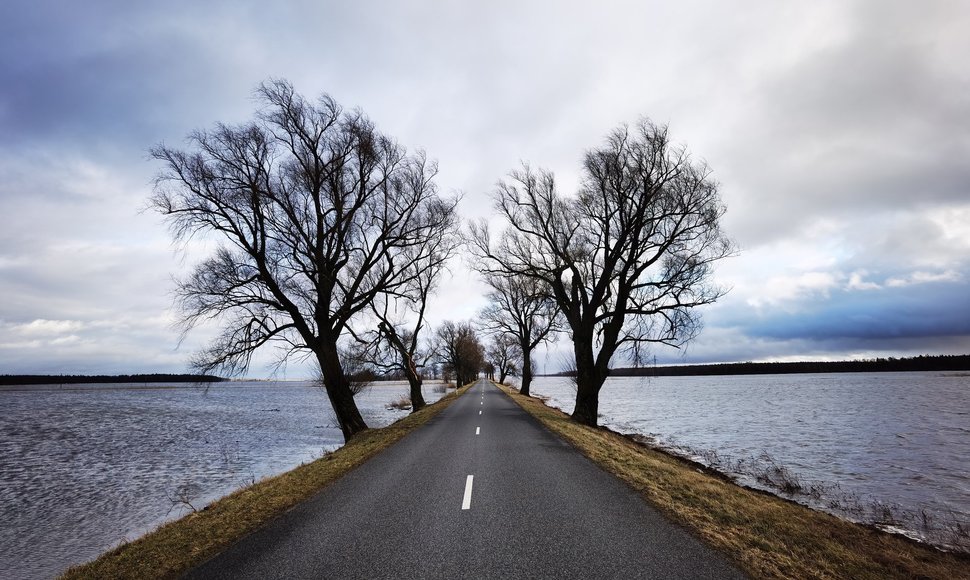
[61,383,474,580]
[498,384,970,580]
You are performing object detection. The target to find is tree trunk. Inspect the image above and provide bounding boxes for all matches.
[520,345,533,397]
[316,344,369,441]
[378,322,426,412]
[572,380,601,425]
[404,360,426,413]
[570,337,605,426]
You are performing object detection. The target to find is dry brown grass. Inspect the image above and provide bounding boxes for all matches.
[60,383,474,580]
[502,386,970,580]
[386,393,412,410]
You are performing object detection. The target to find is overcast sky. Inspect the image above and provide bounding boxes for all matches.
[1,0,968,377]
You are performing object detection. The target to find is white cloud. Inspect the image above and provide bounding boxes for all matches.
[11,318,84,336]
[886,270,962,288]
[747,271,841,308]
[847,271,880,291]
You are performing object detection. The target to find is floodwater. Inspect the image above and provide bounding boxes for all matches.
[0,380,444,580]
[528,372,970,550]
[3,373,967,578]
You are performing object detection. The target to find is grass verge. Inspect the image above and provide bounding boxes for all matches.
[500,385,970,580]
[61,383,473,580]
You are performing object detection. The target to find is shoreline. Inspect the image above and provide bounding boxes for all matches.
[611,424,964,553]
[525,375,970,555]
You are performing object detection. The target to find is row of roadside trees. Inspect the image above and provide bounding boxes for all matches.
[152,79,732,442]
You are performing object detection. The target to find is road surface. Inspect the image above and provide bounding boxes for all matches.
[187,380,747,579]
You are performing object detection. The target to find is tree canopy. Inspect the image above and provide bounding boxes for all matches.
[473,119,733,424]
[151,79,459,440]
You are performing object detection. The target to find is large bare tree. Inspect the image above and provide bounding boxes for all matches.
[472,120,733,425]
[473,273,560,396]
[150,79,458,441]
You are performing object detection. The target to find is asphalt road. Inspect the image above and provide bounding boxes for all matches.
[186,380,747,579]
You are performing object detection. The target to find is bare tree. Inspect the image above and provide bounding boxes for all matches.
[362,195,460,412]
[150,79,458,441]
[473,273,560,396]
[435,321,485,387]
[485,332,520,384]
[471,120,733,425]
[482,361,496,381]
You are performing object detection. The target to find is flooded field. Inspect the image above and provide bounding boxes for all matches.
[0,380,444,580]
[528,372,970,551]
[3,372,967,579]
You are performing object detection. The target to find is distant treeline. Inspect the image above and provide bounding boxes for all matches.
[552,354,970,378]
[0,374,226,386]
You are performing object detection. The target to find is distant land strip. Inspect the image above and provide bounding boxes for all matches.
[0,374,226,386]
[5,354,969,386]
[550,353,970,378]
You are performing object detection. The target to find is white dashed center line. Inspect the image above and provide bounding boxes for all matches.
[476,427,480,435]
[462,475,474,510]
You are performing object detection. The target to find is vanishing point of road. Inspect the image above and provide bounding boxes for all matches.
[187,380,747,579]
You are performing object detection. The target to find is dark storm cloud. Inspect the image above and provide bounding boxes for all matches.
[746,279,970,341]
[0,2,259,153]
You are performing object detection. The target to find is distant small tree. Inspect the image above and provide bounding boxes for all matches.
[362,195,460,412]
[472,120,733,425]
[486,333,520,384]
[471,273,560,396]
[435,321,485,387]
[482,361,496,381]
[150,79,458,441]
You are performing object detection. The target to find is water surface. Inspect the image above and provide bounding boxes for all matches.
[0,380,442,580]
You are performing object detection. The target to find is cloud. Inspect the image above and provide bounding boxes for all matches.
[679,261,970,366]
[746,271,842,309]
[1,0,968,375]
[10,319,84,336]
[747,280,970,341]
[656,326,970,365]
[714,1,970,246]
[886,270,962,288]
[846,271,880,291]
